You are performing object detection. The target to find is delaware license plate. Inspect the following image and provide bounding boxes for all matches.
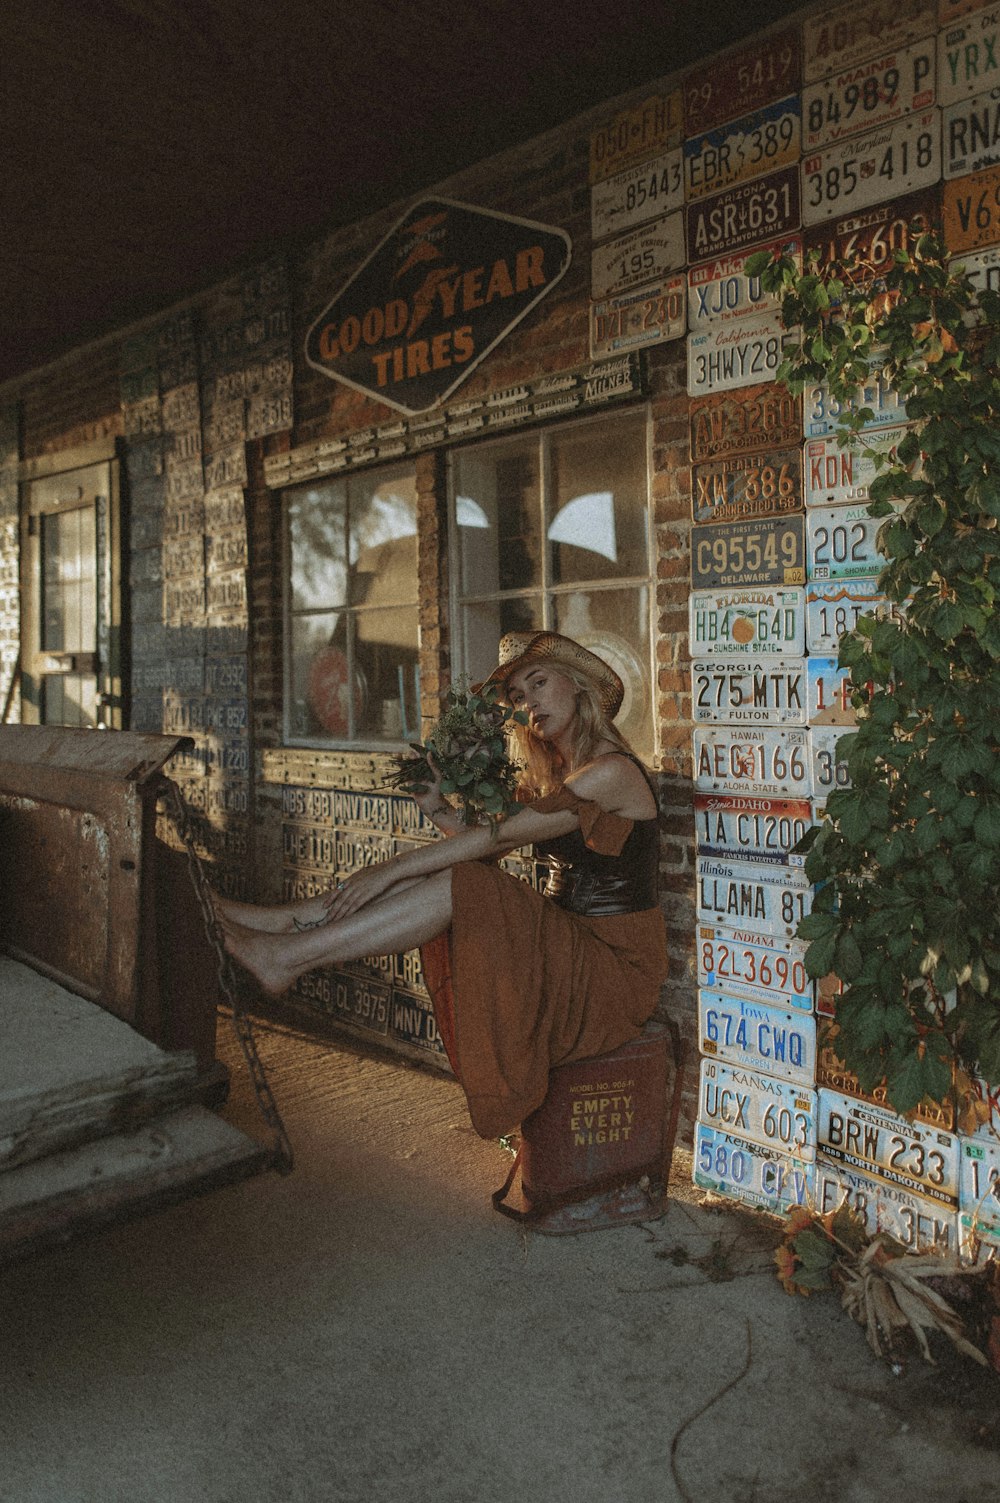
[960,1137,1000,1253]
[694,1122,814,1213]
[801,111,941,226]
[802,36,936,151]
[698,924,813,1011]
[690,384,801,465]
[691,516,805,588]
[695,793,813,865]
[804,361,908,436]
[808,505,888,578]
[694,725,812,796]
[685,165,801,263]
[700,990,817,1085]
[699,1057,817,1159]
[690,586,806,655]
[589,91,683,183]
[810,725,853,801]
[816,1160,958,1254]
[938,6,1000,106]
[591,212,685,297]
[589,277,686,358]
[691,656,809,725]
[691,446,802,520]
[818,1088,960,1207]
[808,657,857,726]
[687,235,801,332]
[685,27,801,135]
[944,162,1000,250]
[943,86,1000,178]
[804,427,913,505]
[687,309,787,396]
[803,0,936,84]
[697,855,811,938]
[806,576,905,653]
[591,149,684,240]
[685,96,801,201]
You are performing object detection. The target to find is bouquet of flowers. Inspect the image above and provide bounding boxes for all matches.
[383,679,528,828]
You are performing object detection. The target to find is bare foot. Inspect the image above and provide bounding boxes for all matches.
[223,920,298,997]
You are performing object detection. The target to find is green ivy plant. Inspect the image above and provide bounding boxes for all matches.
[745,230,1000,1119]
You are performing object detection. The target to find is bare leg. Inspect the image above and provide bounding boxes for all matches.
[223,870,453,996]
[213,892,330,933]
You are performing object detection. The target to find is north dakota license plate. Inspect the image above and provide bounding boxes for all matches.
[697,854,811,938]
[700,991,817,1085]
[694,1122,814,1213]
[691,516,805,588]
[691,656,809,726]
[698,924,814,1011]
[801,110,941,226]
[695,725,812,796]
[818,1088,960,1207]
[699,1057,817,1159]
[690,586,806,655]
[695,793,813,865]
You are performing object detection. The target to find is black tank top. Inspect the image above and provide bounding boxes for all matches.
[533,755,660,917]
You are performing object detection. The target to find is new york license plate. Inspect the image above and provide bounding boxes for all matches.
[804,426,913,505]
[802,36,936,151]
[698,924,814,1010]
[808,505,889,578]
[816,1159,958,1254]
[695,793,813,866]
[699,1057,817,1159]
[691,657,809,726]
[697,855,811,938]
[690,586,806,655]
[687,235,802,331]
[700,991,818,1085]
[685,96,801,201]
[694,1122,814,1213]
[695,725,812,796]
[818,1088,960,1207]
[691,516,806,588]
[691,446,803,520]
[801,110,941,226]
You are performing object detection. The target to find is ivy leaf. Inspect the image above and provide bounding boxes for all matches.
[885,1040,952,1115]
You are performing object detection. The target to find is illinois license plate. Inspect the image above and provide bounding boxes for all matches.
[589,277,686,358]
[690,586,806,656]
[697,855,811,938]
[687,309,788,396]
[694,1122,814,1213]
[802,36,936,151]
[808,657,857,726]
[698,923,814,1010]
[810,725,854,801]
[804,360,908,436]
[938,6,1000,106]
[808,505,889,578]
[692,656,809,726]
[816,1160,958,1253]
[589,90,684,183]
[685,96,801,201]
[804,427,913,504]
[591,212,685,297]
[684,26,801,135]
[695,725,812,796]
[591,148,684,240]
[699,1058,817,1159]
[960,1137,1000,1252]
[700,990,817,1085]
[806,576,905,653]
[944,162,1000,249]
[818,1088,960,1207]
[688,235,802,332]
[685,165,801,263]
[944,85,1000,178]
[804,189,938,281]
[803,0,936,84]
[691,445,802,519]
[695,793,813,866]
[691,516,805,589]
[801,110,941,226]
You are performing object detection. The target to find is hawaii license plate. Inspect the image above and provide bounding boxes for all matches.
[817,1088,960,1207]
[685,27,801,135]
[804,427,913,505]
[816,1159,958,1254]
[802,36,936,152]
[801,110,941,226]
[691,656,809,726]
[804,360,908,437]
[938,6,1000,107]
[690,586,806,655]
[803,0,936,85]
[591,148,684,240]
[808,505,889,578]
[687,235,802,332]
[699,991,817,1085]
[691,446,802,521]
[589,277,686,358]
[699,1057,817,1159]
[943,85,1000,178]
[685,165,801,263]
[697,855,811,938]
[695,793,813,866]
[698,923,813,1010]
[690,384,802,465]
[695,725,812,797]
[694,1122,814,1213]
[806,576,905,653]
[944,162,1000,250]
[808,657,857,726]
[810,725,853,801]
[691,516,805,588]
[590,212,685,298]
[685,96,801,201]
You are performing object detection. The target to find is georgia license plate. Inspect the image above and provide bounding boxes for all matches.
[691,656,809,726]
[810,725,853,801]
[691,516,805,589]
[694,1122,814,1213]
[590,212,686,298]
[687,235,802,332]
[960,1137,1000,1252]
[700,990,817,1085]
[698,924,813,1011]
[944,162,1000,250]
[938,6,1000,107]
[697,854,811,938]
[801,110,941,226]
[695,792,813,865]
[816,1160,958,1254]
[687,309,788,397]
[700,1057,817,1159]
[808,505,888,578]
[818,1088,960,1207]
[804,426,913,505]
[589,277,686,358]
[685,95,801,201]
[690,384,802,465]
[806,576,905,653]
[808,657,857,725]
[803,0,936,85]
[695,725,812,796]
[685,26,801,135]
[943,85,1000,179]
[691,446,802,521]
[685,165,801,263]
[690,586,806,656]
[591,148,685,240]
[804,359,908,437]
[802,36,936,152]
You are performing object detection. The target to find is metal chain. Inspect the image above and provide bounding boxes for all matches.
[157,776,294,1175]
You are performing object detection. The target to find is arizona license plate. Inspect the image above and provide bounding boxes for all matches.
[808,657,857,725]
[801,110,941,226]
[685,96,801,201]
[695,793,813,865]
[802,36,936,152]
[591,148,684,240]
[938,6,1000,106]
[698,923,814,1010]
[685,26,801,135]
[694,1122,814,1213]
[697,855,811,938]
[691,657,809,726]
[691,517,805,589]
[687,235,802,332]
[943,86,1000,178]
[690,384,802,464]
[803,0,936,84]
[804,427,913,505]
[589,277,686,358]
[818,1088,960,1207]
[687,309,788,397]
[808,505,889,578]
[804,361,908,436]
[700,990,817,1085]
[960,1138,1000,1252]
[810,725,854,800]
[689,586,806,656]
[691,446,802,520]
[591,212,685,297]
[944,162,1000,249]
[700,1057,817,1159]
[685,165,801,263]
[806,576,905,653]
[694,725,812,796]
[816,1160,958,1253]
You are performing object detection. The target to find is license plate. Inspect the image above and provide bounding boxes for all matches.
[591,148,684,240]
[685,96,801,201]
[695,793,813,865]
[802,36,937,151]
[390,986,445,1055]
[697,855,811,938]
[943,84,1000,178]
[691,657,809,726]
[691,388,802,465]
[692,448,803,524]
[804,189,938,280]
[803,0,937,84]
[694,1122,814,1212]
[698,924,814,1010]
[691,516,806,588]
[686,165,801,263]
[810,725,854,801]
[816,1160,958,1253]
[589,91,684,183]
[948,243,1000,310]
[695,725,812,796]
[806,576,905,653]
[700,1058,817,1159]
[804,359,908,436]
[685,26,801,135]
[700,990,818,1084]
[688,235,803,332]
[808,657,857,725]
[589,277,686,358]
[816,1036,955,1129]
[960,1138,1000,1250]
[944,162,1000,249]
[690,586,806,656]
[808,504,889,578]
[801,110,941,226]
[804,427,913,504]
[687,309,788,397]
[817,1088,960,1207]
[591,212,685,298]
[939,6,1000,106]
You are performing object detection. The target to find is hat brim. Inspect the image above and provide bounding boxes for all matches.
[478,631,624,719]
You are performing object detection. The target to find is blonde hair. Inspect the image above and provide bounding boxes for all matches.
[506,663,638,799]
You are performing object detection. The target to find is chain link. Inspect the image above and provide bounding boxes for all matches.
[157,777,294,1175]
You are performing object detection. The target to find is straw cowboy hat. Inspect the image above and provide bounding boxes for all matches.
[480,631,624,719]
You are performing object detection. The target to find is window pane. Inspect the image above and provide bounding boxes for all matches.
[288,481,348,611]
[42,673,97,729]
[453,439,541,595]
[460,596,544,688]
[348,470,418,608]
[548,414,647,585]
[41,507,97,653]
[353,605,420,741]
[553,585,652,764]
[288,611,355,739]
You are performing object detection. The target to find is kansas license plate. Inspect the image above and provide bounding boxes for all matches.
[589,277,686,358]
[589,91,684,183]
[816,1160,958,1253]
[944,162,1000,250]
[591,212,685,297]
[690,586,806,655]
[691,445,803,519]
[808,505,888,578]
[700,990,817,1085]
[939,6,1000,106]
[803,0,936,84]
[685,96,801,201]
[700,1057,817,1159]
[695,725,812,796]
[686,165,801,263]
[694,1122,814,1213]
[810,725,853,800]
[691,516,806,588]
[687,309,788,397]
[804,189,938,281]
[960,1137,1000,1251]
[944,85,1000,179]
[695,793,813,866]
[818,1088,960,1207]
[697,855,811,938]
[692,656,809,726]
[802,111,941,226]
[804,360,908,436]
[698,924,813,1011]
[688,235,802,332]
[806,576,905,653]
[685,27,801,135]
[804,427,913,505]
[808,657,857,726]
[802,36,936,151]
[591,148,684,240]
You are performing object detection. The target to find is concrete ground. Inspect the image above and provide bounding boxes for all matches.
[3,1018,1000,1503]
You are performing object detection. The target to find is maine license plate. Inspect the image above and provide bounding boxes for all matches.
[694,725,812,797]
[960,1138,1000,1252]
[810,725,853,800]
[816,1159,959,1254]
[686,309,787,397]
[591,148,684,240]
[695,792,813,865]
[802,36,937,152]
[697,855,811,938]
[804,188,938,280]
[700,1057,817,1159]
[817,1088,960,1207]
[688,235,802,332]
[698,924,813,1011]
[801,110,942,226]
[804,426,912,505]
[803,0,937,84]
[691,516,806,588]
[691,384,802,464]
[589,277,686,358]
[685,165,801,264]
[684,26,801,135]
[689,586,806,656]
[804,361,908,436]
[589,90,684,183]
[806,576,905,653]
[691,446,803,520]
[808,656,857,726]
[691,656,809,726]
[943,163,1000,250]
[700,990,817,1085]
[944,86,1000,178]
[694,1122,814,1213]
[591,212,685,297]
[808,505,889,578]
[685,96,801,201]
[939,6,1000,107]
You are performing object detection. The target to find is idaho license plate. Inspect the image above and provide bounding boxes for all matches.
[694,793,813,866]
[816,1159,958,1254]
[938,6,1000,106]
[691,446,803,521]
[817,1088,960,1207]
[801,110,941,226]
[687,309,787,396]
[695,725,812,796]
[690,384,802,464]
[806,577,904,653]
[591,148,685,240]
[590,212,685,298]
[697,855,811,938]
[685,165,801,263]
[691,656,809,726]
[698,924,813,1011]
[690,586,806,655]
[694,1122,814,1213]
[589,277,686,358]
[802,36,936,151]
[943,85,1000,178]
[691,516,805,588]
[687,235,802,331]
[808,505,888,578]
[804,427,913,505]
[685,96,801,201]
[699,1057,817,1159]
[700,991,817,1085]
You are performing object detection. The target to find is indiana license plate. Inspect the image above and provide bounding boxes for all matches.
[802,36,936,151]
[694,1122,814,1213]
[695,793,813,865]
[700,990,817,1085]
[810,725,853,801]
[818,1088,960,1207]
[816,1160,958,1253]
[591,148,684,240]
[685,96,801,201]
[939,6,1000,106]
[806,576,905,653]
[804,360,908,436]
[699,1058,817,1159]
[690,384,802,464]
[690,586,806,656]
[691,516,805,588]
[685,165,801,263]
[698,924,813,1011]
[803,0,936,84]
[801,110,941,226]
[808,657,857,725]
[697,855,811,938]
[685,27,801,135]
[692,656,809,726]
[687,235,802,332]
[591,212,685,297]
[944,162,1000,250]
[804,426,913,504]
[691,446,803,521]
[944,86,1000,178]
[687,309,788,396]
[695,725,812,796]
[589,277,686,358]
[808,505,889,578]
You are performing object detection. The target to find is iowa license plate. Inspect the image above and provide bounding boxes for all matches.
[802,36,936,152]
[697,855,811,938]
[804,360,908,436]
[806,576,905,653]
[698,925,814,1011]
[685,96,801,201]
[944,162,1000,249]
[591,212,685,297]
[691,384,801,465]
[803,0,936,84]
[694,725,812,796]
[700,991,817,1085]
[684,27,801,136]
[695,793,813,866]
[700,1057,817,1159]
[688,236,802,333]
[817,1160,958,1253]
[589,277,686,358]
[591,148,684,240]
[939,6,1000,107]
[802,111,941,226]
[691,516,805,588]
[808,657,857,725]
[691,657,809,726]
[944,86,1000,178]
[686,309,787,396]
[694,1122,814,1212]
[690,586,806,656]
[804,426,913,504]
[691,446,802,520]
[818,1088,959,1207]
[686,165,801,263]
[808,505,889,578]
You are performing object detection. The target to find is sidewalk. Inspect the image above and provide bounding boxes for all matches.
[3,1019,999,1503]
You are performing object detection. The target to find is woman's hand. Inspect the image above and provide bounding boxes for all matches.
[407,752,450,820]
[322,860,398,920]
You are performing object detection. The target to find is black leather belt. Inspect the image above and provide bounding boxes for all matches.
[543,861,656,916]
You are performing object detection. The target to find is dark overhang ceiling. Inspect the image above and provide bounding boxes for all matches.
[1,0,802,389]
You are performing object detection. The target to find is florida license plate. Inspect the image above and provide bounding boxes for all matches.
[698,924,813,1011]
[687,235,802,332]
[591,148,685,240]
[685,96,801,201]
[808,505,888,578]
[806,577,905,653]
[804,426,913,505]
[699,1057,817,1159]
[816,1159,959,1254]
[938,6,1000,107]
[692,657,809,726]
[817,1088,960,1208]
[700,991,817,1085]
[695,793,813,866]
[691,446,803,521]
[685,165,801,263]
[691,516,805,589]
[695,725,812,796]
[690,384,802,464]
[802,36,936,152]
[801,110,941,226]
[690,586,806,656]
[697,855,811,938]
[687,309,787,396]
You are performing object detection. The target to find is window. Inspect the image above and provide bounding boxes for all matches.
[284,462,420,745]
[450,409,655,762]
